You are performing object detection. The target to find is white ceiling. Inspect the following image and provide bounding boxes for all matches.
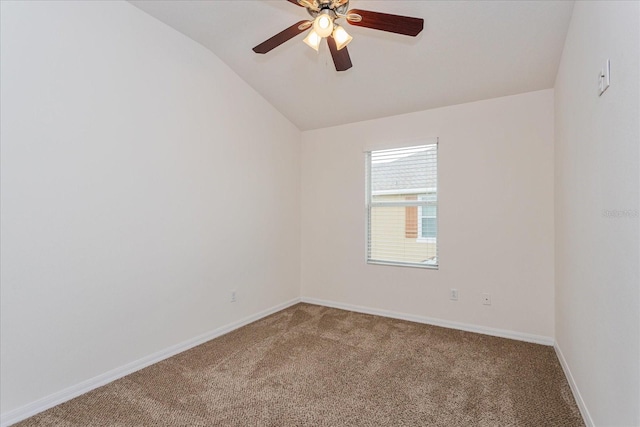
[129,0,574,130]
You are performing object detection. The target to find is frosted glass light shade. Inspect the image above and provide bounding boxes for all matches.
[332,25,352,50]
[303,30,321,51]
[313,14,334,38]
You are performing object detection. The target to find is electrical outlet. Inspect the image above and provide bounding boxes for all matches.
[450,289,459,301]
[482,293,491,306]
[231,290,237,303]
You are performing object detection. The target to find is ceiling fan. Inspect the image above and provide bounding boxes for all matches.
[252,0,424,72]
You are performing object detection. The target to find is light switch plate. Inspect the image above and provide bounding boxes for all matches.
[599,59,610,96]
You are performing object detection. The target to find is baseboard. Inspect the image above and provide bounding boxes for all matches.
[0,297,301,427]
[301,296,554,346]
[554,343,594,427]
[1,296,557,426]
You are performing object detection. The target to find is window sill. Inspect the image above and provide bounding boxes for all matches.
[367,260,439,270]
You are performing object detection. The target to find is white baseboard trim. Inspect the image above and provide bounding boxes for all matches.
[0,297,301,427]
[554,343,593,427]
[301,297,554,346]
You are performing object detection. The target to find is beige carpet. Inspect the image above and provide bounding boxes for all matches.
[16,303,584,426]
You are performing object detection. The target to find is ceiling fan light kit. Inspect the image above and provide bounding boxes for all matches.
[303,30,321,51]
[253,0,424,71]
[313,12,334,38]
[332,25,352,50]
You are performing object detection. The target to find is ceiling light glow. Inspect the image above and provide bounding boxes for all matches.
[313,14,334,38]
[332,25,352,50]
[303,30,321,51]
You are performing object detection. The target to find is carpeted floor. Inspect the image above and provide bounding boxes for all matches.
[16,303,584,426]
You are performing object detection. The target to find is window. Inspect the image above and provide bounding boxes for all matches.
[366,143,438,268]
[418,194,437,240]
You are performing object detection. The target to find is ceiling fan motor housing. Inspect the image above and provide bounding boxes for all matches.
[305,0,349,19]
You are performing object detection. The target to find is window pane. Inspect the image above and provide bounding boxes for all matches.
[367,143,438,268]
[422,218,437,238]
[424,206,437,217]
[370,205,437,264]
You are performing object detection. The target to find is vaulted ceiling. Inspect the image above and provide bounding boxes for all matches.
[129,0,574,130]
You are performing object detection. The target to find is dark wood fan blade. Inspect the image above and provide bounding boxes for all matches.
[286,0,303,7]
[347,9,424,37]
[327,36,352,72]
[253,20,311,54]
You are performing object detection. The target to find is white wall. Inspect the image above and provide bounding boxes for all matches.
[0,0,300,416]
[301,90,555,340]
[554,1,640,426]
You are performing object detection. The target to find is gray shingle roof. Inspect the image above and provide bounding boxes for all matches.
[372,149,437,193]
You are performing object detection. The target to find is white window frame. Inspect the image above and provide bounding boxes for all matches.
[365,141,438,269]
